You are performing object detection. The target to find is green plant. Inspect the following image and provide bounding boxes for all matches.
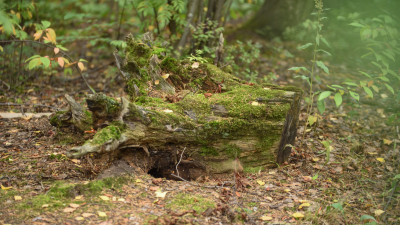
[190,19,224,58]
[225,40,262,82]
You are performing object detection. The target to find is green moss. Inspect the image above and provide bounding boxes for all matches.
[160,56,180,74]
[49,111,68,128]
[199,146,219,156]
[88,125,122,145]
[125,38,152,68]
[243,166,264,173]
[223,144,242,158]
[166,193,215,213]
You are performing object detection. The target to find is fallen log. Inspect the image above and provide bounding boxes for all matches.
[51,34,301,179]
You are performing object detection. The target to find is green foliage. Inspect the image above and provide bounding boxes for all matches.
[190,19,224,58]
[225,40,262,82]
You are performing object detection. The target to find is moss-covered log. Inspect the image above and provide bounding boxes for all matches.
[53,35,301,179]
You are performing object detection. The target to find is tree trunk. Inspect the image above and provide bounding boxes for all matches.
[51,36,302,179]
[242,0,314,39]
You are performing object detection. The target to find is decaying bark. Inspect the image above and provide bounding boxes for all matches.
[51,35,302,178]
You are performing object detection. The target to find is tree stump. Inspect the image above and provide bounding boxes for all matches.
[51,35,302,180]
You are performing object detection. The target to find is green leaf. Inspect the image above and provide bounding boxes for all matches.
[334,93,342,107]
[0,10,14,34]
[331,84,345,89]
[363,86,373,98]
[79,58,88,62]
[394,174,400,180]
[343,81,359,87]
[317,100,326,114]
[360,215,376,222]
[56,45,68,51]
[332,203,343,212]
[41,20,51,29]
[25,55,41,62]
[28,58,41,70]
[349,91,360,101]
[288,67,309,72]
[297,43,313,50]
[318,91,332,101]
[317,49,332,56]
[359,71,372,78]
[316,61,329,74]
[40,57,50,68]
[349,22,365,28]
[384,83,394,94]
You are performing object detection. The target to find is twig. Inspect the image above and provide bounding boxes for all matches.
[176,147,186,177]
[0,40,95,94]
[0,102,59,111]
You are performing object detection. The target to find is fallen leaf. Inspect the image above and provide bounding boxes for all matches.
[154,80,159,85]
[376,158,385,163]
[204,93,212,98]
[191,62,199,68]
[82,213,95,218]
[303,176,312,182]
[70,203,80,208]
[374,209,385,216]
[257,180,265,186]
[71,159,80,164]
[292,212,304,218]
[75,216,84,221]
[14,196,22,201]
[284,188,291,192]
[155,189,168,198]
[312,158,319,162]
[163,109,173,113]
[118,198,125,202]
[99,195,110,201]
[251,101,259,106]
[299,202,310,209]
[161,73,170,79]
[75,195,83,200]
[299,200,309,203]
[259,215,273,221]
[98,211,107,217]
[135,179,143,183]
[383,139,393,145]
[265,196,273,201]
[1,185,12,190]
[42,204,49,208]
[63,207,76,213]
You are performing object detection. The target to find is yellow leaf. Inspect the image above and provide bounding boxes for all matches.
[292,212,304,218]
[78,62,85,71]
[75,216,84,221]
[256,180,265,186]
[299,202,310,209]
[75,195,83,200]
[161,73,170,79]
[42,204,49,208]
[54,47,60,54]
[33,30,43,40]
[163,109,173,113]
[118,198,125,202]
[383,139,393,145]
[99,195,110,201]
[308,115,317,126]
[251,101,259,106]
[135,179,143,183]
[57,57,64,68]
[155,189,168,198]
[312,158,319,162]
[0,46,3,52]
[14,196,22,201]
[154,80,160,85]
[376,158,385,163]
[374,209,385,216]
[45,28,57,44]
[1,185,12,190]
[284,188,291,192]
[259,215,273,221]
[97,211,107,217]
[16,13,20,20]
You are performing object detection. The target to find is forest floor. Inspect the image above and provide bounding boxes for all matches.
[1,40,399,225]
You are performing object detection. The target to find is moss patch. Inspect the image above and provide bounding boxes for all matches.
[166,193,215,213]
[88,125,122,145]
